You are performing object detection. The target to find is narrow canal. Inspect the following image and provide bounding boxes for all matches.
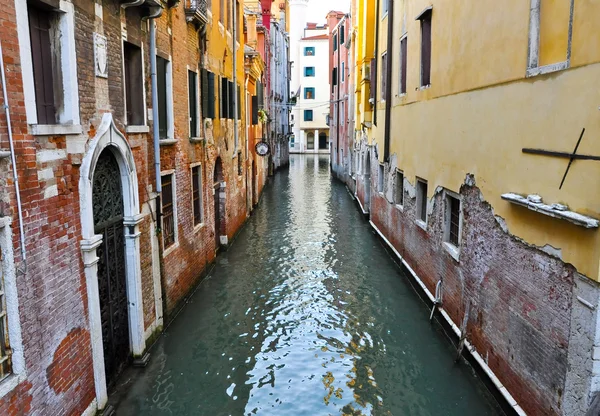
[116,155,502,415]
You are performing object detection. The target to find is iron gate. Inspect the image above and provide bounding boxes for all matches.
[93,149,130,387]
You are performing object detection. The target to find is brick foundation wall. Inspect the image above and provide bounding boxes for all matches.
[364,148,575,416]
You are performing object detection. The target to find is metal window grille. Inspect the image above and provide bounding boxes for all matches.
[192,166,203,225]
[162,175,175,248]
[395,170,404,205]
[0,248,11,381]
[448,195,461,246]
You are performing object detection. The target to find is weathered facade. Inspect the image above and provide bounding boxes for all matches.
[0,0,280,414]
[349,0,600,415]
[329,12,353,188]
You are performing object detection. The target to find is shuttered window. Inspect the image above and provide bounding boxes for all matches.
[381,52,387,101]
[221,78,229,119]
[400,37,407,94]
[228,80,235,120]
[418,9,432,87]
[251,96,258,125]
[161,174,175,248]
[28,5,56,125]
[157,57,169,139]
[124,42,144,126]
[256,82,264,109]
[369,58,377,102]
[340,26,345,44]
[188,70,198,137]
[236,85,241,120]
[201,70,215,119]
[192,166,203,225]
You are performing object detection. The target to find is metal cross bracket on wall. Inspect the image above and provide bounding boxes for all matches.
[522,128,600,189]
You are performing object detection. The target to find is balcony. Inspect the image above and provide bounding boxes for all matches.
[184,0,208,27]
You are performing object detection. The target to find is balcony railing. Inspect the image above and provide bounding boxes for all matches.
[184,0,208,27]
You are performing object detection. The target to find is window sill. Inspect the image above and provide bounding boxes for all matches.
[162,241,179,257]
[526,60,569,78]
[443,241,460,262]
[193,223,206,233]
[126,125,150,134]
[0,374,25,400]
[189,137,204,144]
[418,84,431,91]
[395,204,404,212]
[30,124,82,136]
[159,138,177,146]
[416,219,427,231]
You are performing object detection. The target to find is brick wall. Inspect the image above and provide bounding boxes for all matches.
[365,149,575,416]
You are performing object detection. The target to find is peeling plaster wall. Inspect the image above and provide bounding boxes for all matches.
[358,148,591,415]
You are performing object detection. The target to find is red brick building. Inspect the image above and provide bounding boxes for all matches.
[0,0,275,414]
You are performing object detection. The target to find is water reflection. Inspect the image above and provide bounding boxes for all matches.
[115,155,501,416]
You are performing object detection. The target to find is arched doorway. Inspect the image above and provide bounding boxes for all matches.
[213,157,225,248]
[92,149,129,388]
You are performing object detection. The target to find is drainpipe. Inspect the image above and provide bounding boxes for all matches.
[383,0,394,161]
[0,41,26,272]
[373,0,380,127]
[233,0,239,153]
[145,7,163,211]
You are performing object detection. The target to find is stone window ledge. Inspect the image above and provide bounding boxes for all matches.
[30,124,82,136]
[126,125,150,134]
[526,61,569,78]
[416,219,427,231]
[443,241,460,262]
[159,138,178,146]
[0,374,26,400]
[189,137,204,144]
[501,193,599,229]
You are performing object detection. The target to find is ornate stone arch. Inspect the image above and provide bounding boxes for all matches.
[79,113,146,409]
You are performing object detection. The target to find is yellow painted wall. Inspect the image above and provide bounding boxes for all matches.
[371,0,600,280]
[354,0,376,131]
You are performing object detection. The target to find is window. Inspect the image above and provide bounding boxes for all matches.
[527,0,573,76]
[341,62,345,82]
[380,52,387,101]
[333,34,338,52]
[304,47,315,56]
[251,95,258,125]
[161,174,176,249]
[445,192,461,247]
[378,164,384,193]
[124,42,144,126]
[306,132,315,149]
[370,58,377,103]
[237,151,243,176]
[304,87,315,99]
[382,0,388,16]
[417,8,432,87]
[340,26,345,44]
[257,81,264,109]
[188,70,198,138]
[157,56,171,139]
[192,165,203,225]
[0,250,11,381]
[416,178,428,223]
[304,110,313,121]
[332,67,338,92]
[304,67,315,77]
[395,170,404,206]
[220,77,230,119]
[399,37,407,95]
[201,69,216,119]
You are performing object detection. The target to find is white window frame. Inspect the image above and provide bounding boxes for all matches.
[398,33,407,97]
[442,189,462,261]
[382,0,388,18]
[378,163,385,194]
[526,0,574,77]
[187,67,201,140]
[16,0,81,136]
[190,162,205,229]
[166,58,175,140]
[123,40,149,133]
[380,52,387,102]
[394,169,404,209]
[416,177,428,229]
[161,170,178,254]
[0,218,26,399]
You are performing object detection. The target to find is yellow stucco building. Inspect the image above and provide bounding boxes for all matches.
[352,1,600,415]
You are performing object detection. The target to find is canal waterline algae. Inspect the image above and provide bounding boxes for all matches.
[115,155,501,415]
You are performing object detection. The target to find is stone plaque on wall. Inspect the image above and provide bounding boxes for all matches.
[94,33,108,78]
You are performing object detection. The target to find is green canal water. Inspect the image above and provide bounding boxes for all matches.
[115,155,502,415]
